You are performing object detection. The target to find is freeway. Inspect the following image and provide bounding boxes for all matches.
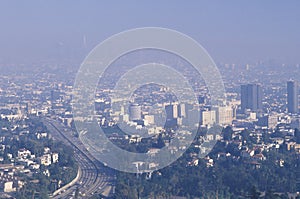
[42,117,115,199]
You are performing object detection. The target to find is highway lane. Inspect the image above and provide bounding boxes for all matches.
[42,118,115,198]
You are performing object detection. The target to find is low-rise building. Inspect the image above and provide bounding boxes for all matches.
[39,154,51,166]
[17,149,31,159]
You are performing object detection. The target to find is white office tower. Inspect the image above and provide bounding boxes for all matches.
[129,103,142,121]
[200,110,216,126]
[213,106,233,126]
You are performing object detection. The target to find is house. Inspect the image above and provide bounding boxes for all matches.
[294,144,300,154]
[217,152,231,160]
[44,147,51,154]
[29,164,40,170]
[241,149,255,158]
[129,135,142,143]
[17,149,31,159]
[187,158,199,166]
[36,132,48,139]
[286,141,296,151]
[252,153,266,161]
[0,181,16,193]
[249,161,261,169]
[39,154,51,166]
[0,145,5,152]
[204,156,214,167]
[43,169,50,177]
[52,153,59,163]
[148,162,159,169]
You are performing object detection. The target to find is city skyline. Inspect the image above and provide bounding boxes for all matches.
[0,1,300,198]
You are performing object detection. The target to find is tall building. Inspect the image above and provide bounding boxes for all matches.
[287,80,298,114]
[241,84,263,112]
[165,104,179,127]
[257,114,278,129]
[177,103,186,118]
[129,103,142,121]
[200,106,233,126]
[165,104,178,120]
[213,106,233,126]
[200,109,216,126]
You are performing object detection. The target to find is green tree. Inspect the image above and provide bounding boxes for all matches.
[249,186,261,199]
[264,189,279,199]
[223,126,233,141]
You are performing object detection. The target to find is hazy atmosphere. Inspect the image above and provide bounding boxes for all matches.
[0,1,300,199]
[1,1,300,65]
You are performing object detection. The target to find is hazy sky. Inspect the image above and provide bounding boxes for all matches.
[0,1,300,65]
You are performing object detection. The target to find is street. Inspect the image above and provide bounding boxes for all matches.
[42,118,115,199]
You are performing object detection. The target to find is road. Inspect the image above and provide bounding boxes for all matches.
[42,117,115,199]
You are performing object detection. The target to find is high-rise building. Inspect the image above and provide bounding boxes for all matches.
[165,104,179,127]
[213,106,233,126]
[287,80,298,114]
[129,103,142,121]
[177,103,186,118]
[165,104,178,120]
[241,84,263,112]
[200,109,216,126]
[257,114,278,129]
[200,106,233,126]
